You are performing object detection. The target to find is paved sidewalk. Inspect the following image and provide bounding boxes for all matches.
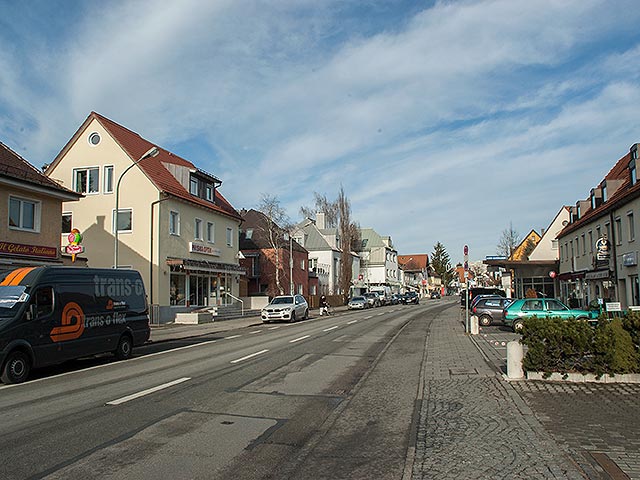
[412,305,586,480]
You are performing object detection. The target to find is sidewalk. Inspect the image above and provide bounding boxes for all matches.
[412,305,586,480]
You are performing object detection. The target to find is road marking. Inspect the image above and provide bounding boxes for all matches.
[225,335,242,339]
[377,312,385,316]
[364,316,372,319]
[106,377,191,406]
[323,326,339,332]
[230,349,269,364]
[289,335,311,343]
[347,320,358,325]
[249,330,262,334]
[268,326,280,330]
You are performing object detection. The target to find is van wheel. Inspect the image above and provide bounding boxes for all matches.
[115,335,133,360]
[1,350,31,384]
[479,315,492,327]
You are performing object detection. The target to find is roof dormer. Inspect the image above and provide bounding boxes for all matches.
[602,178,624,203]
[574,199,590,221]
[630,143,638,186]
[590,187,603,210]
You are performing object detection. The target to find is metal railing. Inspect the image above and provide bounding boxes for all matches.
[224,292,244,316]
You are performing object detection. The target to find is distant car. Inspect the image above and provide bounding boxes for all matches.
[472,297,514,326]
[348,296,369,310]
[461,287,506,308]
[261,295,309,323]
[363,292,381,307]
[503,298,598,332]
[430,291,441,299]
[403,291,419,305]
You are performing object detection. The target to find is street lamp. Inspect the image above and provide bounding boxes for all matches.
[113,146,159,268]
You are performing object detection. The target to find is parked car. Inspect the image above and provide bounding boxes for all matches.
[430,291,441,299]
[348,296,369,310]
[363,292,381,307]
[390,293,403,305]
[261,295,309,323]
[503,298,598,332]
[461,287,506,308]
[472,297,514,326]
[403,291,420,305]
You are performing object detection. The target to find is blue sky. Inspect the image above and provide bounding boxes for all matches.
[2,0,640,264]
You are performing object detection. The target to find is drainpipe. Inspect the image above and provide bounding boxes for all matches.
[150,195,170,306]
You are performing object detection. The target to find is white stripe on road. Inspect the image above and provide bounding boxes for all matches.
[225,335,242,339]
[323,326,339,332]
[289,335,311,343]
[106,377,191,406]
[230,349,269,364]
[347,320,358,325]
[268,326,280,330]
[249,330,262,334]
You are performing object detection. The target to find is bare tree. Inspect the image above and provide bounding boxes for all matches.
[257,194,291,296]
[299,192,338,227]
[337,187,361,301]
[497,222,521,259]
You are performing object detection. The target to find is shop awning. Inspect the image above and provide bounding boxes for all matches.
[167,257,246,275]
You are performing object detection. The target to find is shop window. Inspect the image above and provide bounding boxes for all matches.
[170,274,186,305]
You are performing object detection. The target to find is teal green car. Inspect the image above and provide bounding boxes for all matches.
[503,298,598,332]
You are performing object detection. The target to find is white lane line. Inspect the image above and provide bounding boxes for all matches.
[225,335,242,339]
[289,335,311,343]
[364,316,372,319]
[230,349,269,364]
[268,326,280,330]
[106,377,191,406]
[347,320,358,325]
[377,312,385,316]
[323,326,340,332]
[249,330,262,335]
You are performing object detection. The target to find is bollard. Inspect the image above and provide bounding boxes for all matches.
[470,315,479,335]
[506,341,524,379]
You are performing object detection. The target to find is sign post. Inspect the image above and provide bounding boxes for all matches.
[464,245,469,333]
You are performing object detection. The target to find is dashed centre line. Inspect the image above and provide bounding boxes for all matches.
[347,320,358,325]
[323,326,340,332]
[230,349,269,364]
[225,335,242,340]
[249,330,262,334]
[106,377,191,406]
[289,335,311,343]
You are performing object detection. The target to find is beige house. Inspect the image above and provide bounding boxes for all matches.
[45,112,244,322]
[1,141,81,267]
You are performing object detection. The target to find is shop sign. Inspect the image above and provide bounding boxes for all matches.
[595,236,611,264]
[189,242,221,257]
[606,302,622,312]
[0,241,57,259]
[586,270,610,280]
[623,251,638,267]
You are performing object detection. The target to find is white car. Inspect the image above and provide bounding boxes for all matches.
[261,295,309,323]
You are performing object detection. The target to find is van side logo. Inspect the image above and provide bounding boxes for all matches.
[50,302,85,342]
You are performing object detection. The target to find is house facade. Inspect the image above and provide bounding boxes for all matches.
[397,254,429,295]
[1,141,81,267]
[239,209,310,298]
[357,228,399,292]
[557,144,640,309]
[45,112,244,322]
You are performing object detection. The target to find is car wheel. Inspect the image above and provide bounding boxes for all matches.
[290,311,296,323]
[114,334,133,360]
[1,350,31,384]
[303,308,309,320]
[479,315,492,327]
[513,320,524,333]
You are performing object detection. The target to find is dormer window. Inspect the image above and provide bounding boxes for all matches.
[602,184,608,202]
[630,146,637,186]
[189,170,220,203]
[205,184,213,201]
[190,177,198,195]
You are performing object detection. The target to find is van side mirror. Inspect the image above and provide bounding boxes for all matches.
[26,304,36,321]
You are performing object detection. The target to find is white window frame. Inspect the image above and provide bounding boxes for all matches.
[207,221,215,243]
[169,211,180,236]
[103,165,114,194]
[73,167,100,194]
[628,211,635,242]
[62,212,73,234]
[189,177,198,196]
[194,218,203,240]
[112,208,133,233]
[226,227,233,247]
[8,196,41,232]
[205,184,213,202]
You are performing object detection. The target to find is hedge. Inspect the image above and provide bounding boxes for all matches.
[520,313,640,377]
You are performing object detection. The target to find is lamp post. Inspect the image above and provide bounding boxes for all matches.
[113,146,159,268]
[289,231,294,295]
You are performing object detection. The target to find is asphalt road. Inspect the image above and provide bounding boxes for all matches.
[0,301,449,480]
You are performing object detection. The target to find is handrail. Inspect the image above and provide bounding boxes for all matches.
[224,292,244,316]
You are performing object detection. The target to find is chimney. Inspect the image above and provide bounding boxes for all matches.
[316,212,326,229]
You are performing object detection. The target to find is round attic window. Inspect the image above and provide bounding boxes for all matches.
[88,132,101,146]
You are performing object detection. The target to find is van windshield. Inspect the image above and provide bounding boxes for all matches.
[0,286,29,318]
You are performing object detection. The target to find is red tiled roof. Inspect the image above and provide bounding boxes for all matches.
[50,112,241,220]
[0,141,80,197]
[398,254,428,271]
[559,151,636,237]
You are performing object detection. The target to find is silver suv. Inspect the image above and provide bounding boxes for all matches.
[261,295,309,323]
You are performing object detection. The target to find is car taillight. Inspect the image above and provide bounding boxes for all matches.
[472,306,477,313]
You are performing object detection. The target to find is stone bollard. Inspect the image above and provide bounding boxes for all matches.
[506,341,524,379]
[470,315,479,335]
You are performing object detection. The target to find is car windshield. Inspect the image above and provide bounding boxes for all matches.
[0,286,29,318]
[271,296,294,305]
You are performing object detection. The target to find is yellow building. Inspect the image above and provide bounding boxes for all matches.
[45,112,244,323]
[510,229,541,261]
